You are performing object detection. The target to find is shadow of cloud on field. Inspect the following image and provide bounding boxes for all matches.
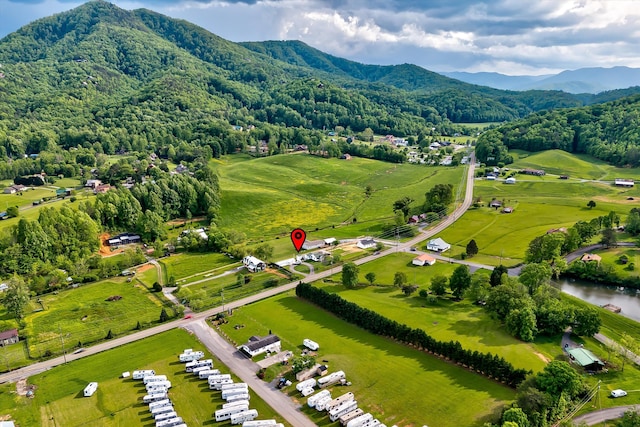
[275,295,516,399]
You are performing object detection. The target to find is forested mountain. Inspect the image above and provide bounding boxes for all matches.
[442,71,551,91]
[476,94,640,166]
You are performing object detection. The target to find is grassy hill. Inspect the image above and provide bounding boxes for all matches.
[213,154,463,237]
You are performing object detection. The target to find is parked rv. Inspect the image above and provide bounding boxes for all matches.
[198,369,221,379]
[179,351,204,362]
[156,416,183,427]
[150,404,174,417]
[241,420,277,427]
[144,375,168,385]
[330,401,359,422]
[185,359,213,373]
[143,393,168,403]
[226,393,250,403]
[133,370,155,380]
[327,392,355,412]
[230,409,259,424]
[215,405,249,422]
[295,378,317,392]
[307,389,331,408]
[154,411,178,423]
[222,399,250,409]
[339,408,364,426]
[83,382,98,397]
[210,379,234,390]
[346,413,373,427]
[315,395,333,411]
[148,399,172,412]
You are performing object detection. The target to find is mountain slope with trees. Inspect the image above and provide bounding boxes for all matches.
[475,94,640,166]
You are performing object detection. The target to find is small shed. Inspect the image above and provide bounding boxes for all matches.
[581,253,602,263]
[505,177,516,184]
[84,382,98,397]
[567,348,604,371]
[0,329,19,346]
[412,254,436,266]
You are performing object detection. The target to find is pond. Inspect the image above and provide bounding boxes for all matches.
[554,278,640,322]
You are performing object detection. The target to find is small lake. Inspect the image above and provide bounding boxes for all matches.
[554,278,640,322]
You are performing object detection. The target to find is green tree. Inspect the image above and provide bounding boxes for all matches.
[536,361,583,398]
[159,308,169,322]
[519,263,552,295]
[364,185,373,198]
[152,282,162,292]
[465,239,478,257]
[430,275,448,296]
[401,284,419,296]
[572,307,601,336]
[341,263,359,288]
[1,276,30,320]
[365,272,376,286]
[291,355,316,374]
[587,200,596,209]
[136,210,167,242]
[465,274,491,303]
[502,407,530,427]
[393,196,414,220]
[424,183,454,213]
[393,271,408,288]
[6,206,18,218]
[449,264,471,299]
[254,243,274,262]
[490,265,508,287]
[601,228,617,247]
[618,409,640,427]
[506,304,538,341]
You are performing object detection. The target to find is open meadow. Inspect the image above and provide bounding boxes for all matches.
[211,154,464,238]
[0,329,287,427]
[4,278,173,359]
[220,292,516,427]
[441,151,640,261]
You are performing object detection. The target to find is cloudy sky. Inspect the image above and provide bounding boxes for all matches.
[1,0,639,75]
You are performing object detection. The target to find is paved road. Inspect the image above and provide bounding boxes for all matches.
[573,405,638,425]
[185,320,316,427]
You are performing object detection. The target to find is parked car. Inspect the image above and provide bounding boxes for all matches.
[611,389,627,398]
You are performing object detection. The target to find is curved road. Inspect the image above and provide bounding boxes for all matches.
[573,405,638,426]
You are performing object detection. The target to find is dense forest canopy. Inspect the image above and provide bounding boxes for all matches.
[476,94,640,166]
[1,0,640,173]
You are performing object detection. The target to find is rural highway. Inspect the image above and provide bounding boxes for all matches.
[573,405,639,425]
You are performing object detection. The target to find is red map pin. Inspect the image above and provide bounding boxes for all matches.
[291,228,306,252]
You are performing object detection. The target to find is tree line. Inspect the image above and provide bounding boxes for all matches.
[295,282,530,388]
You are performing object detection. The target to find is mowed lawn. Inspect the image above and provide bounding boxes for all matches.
[316,280,548,373]
[212,154,463,237]
[160,252,238,283]
[0,329,287,427]
[17,278,168,358]
[220,293,515,427]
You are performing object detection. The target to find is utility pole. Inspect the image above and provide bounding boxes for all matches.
[58,324,67,364]
[221,290,225,313]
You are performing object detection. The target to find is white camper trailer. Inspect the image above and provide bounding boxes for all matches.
[179,351,204,362]
[156,416,183,427]
[146,380,172,390]
[223,399,250,409]
[83,382,98,397]
[198,369,221,379]
[230,409,259,425]
[329,401,359,422]
[223,388,251,400]
[241,420,277,427]
[221,383,248,392]
[303,339,319,351]
[327,392,355,412]
[215,405,249,422]
[315,395,333,411]
[185,359,213,373]
[295,378,317,392]
[144,375,168,385]
[154,411,178,422]
[133,370,155,380]
[318,370,346,388]
[143,393,168,403]
[226,393,250,403]
[307,389,331,408]
[346,413,374,427]
[151,404,174,417]
[339,409,364,426]
[210,379,234,390]
[148,399,172,412]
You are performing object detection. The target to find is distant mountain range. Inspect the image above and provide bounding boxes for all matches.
[442,67,640,93]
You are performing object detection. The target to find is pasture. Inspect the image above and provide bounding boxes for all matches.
[588,248,640,278]
[212,154,463,237]
[0,329,287,426]
[159,252,238,284]
[14,278,171,358]
[441,167,637,260]
[220,292,515,427]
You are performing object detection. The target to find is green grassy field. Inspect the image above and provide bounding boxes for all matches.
[159,253,237,283]
[509,150,640,181]
[589,248,640,278]
[212,154,464,238]
[220,293,515,427]
[12,278,172,358]
[440,170,636,260]
[0,329,288,426]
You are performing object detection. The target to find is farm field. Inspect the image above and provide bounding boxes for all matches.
[441,162,638,261]
[212,154,464,238]
[7,278,172,359]
[509,149,640,181]
[0,198,85,232]
[219,292,515,427]
[0,329,287,426]
[159,252,238,284]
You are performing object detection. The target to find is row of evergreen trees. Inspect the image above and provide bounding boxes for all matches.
[295,282,530,388]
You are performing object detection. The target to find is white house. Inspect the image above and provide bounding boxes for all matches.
[323,237,337,245]
[239,334,281,357]
[307,251,329,262]
[412,254,436,266]
[0,329,19,346]
[83,382,98,397]
[426,238,450,252]
[505,177,516,184]
[356,239,377,249]
[243,256,266,272]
